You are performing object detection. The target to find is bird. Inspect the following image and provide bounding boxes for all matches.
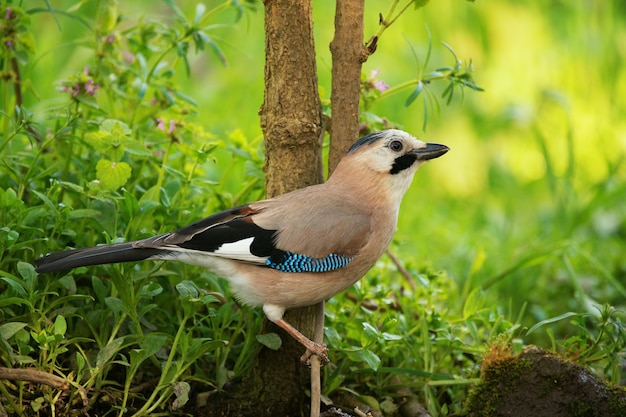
[35,129,449,364]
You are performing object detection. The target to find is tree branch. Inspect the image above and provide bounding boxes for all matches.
[0,367,69,391]
[328,0,366,174]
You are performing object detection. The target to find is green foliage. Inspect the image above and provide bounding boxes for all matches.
[0,0,624,416]
[361,27,483,132]
[0,1,264,415]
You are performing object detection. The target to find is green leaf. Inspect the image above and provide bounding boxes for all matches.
[381,332,403,341]
[31,190,57,212]
[172,381,191,410]
[96,337,125,368]
[129,349,147,369]
[53,315,67,337]
[140,185,162,204]
[17,262,36,293]
[162,0,187,21]
[362,322,380,343]
[206,37,227,66]
[0,322,28,340]
[68,209,101,219]
[0,187,20,208]
[57,180,85,193]
[86,120,134,160]
[122,190,140,219]
[140,282,163,299]
[84,131,112,154]
[463,288,485,319]
[0,297,32,309]
[101,119,132,136]
[378,366,455,380]
[75,352,85,374]
[173,90,198,106]
[139,333,168,357]
[105,297,132,316]
[424,70,444,79]
[96,159,132,190]
[31,397,45,413]
[347,348,381,371]
[324,327,342,347]
[92,276,108,304]
[362,349,381,370]
[97,0,118,32]
[527,312,580,335]
[256,333,282,350]
[32,329,54,346]
[136,53,148,78]
[405,81,424,107]
[176,280,199,299]
[194,3,206,25]
[123,139,151,157]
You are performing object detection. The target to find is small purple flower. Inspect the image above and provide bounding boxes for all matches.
[156,118,165,131]
[373,80,390,92]
[369,69,389,92]
[5,7,12,20]
[72,84,80,97]
[5,40,12,48]
[150,98,158,106]
[85,79,99,95]
[168,120,176,133]
[83,66,90,76]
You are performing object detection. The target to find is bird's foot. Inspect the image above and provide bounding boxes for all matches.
[271,317,330,365]
[300,342,329,366]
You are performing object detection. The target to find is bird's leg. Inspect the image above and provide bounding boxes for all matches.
[274,318,329,365]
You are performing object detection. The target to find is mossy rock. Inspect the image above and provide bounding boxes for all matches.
[464,346,626,417]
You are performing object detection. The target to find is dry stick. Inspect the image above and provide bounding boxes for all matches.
[386,248,417,291]
[0,367,69,390]
[309,301,325,417]
[308,251,409,417]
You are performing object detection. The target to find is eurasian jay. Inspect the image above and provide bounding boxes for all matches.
[35,129,449,364]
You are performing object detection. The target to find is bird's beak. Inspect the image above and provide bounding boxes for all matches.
[412,143,450,161]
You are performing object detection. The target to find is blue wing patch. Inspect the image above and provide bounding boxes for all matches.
[266,251,353,273]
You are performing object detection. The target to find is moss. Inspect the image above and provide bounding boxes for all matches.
[463,346,626,417]
[569,399,593,417]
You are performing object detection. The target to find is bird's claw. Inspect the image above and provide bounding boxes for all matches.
[300,342,329,366]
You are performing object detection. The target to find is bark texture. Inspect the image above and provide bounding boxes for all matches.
[197,0,368,414]
[260,0,323,194]
[258,0,323,414]
[328,0,367,174]
[197,1,322,410]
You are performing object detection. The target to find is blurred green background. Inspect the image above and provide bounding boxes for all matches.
[16,0,626,358]
[3,0,626,413]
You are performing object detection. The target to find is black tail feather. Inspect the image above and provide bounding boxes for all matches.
[35,242,162,273]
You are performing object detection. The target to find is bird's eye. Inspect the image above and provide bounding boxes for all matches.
[389,140,403,152]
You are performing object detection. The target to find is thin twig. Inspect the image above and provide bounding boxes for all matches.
[386,248,417,291]
[0,367,69,390]
[309,301,325,417]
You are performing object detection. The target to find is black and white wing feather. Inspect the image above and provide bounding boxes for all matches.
[35,202,358,274]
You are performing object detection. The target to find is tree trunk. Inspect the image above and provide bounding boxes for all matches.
[259,0,323,414]
[198,1,322,411]
[196,0,367,414]
[328,0,366,174]
[260,1,323,193]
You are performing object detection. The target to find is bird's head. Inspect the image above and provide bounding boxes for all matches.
[346,129,449,174]
[331,129,449,203]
